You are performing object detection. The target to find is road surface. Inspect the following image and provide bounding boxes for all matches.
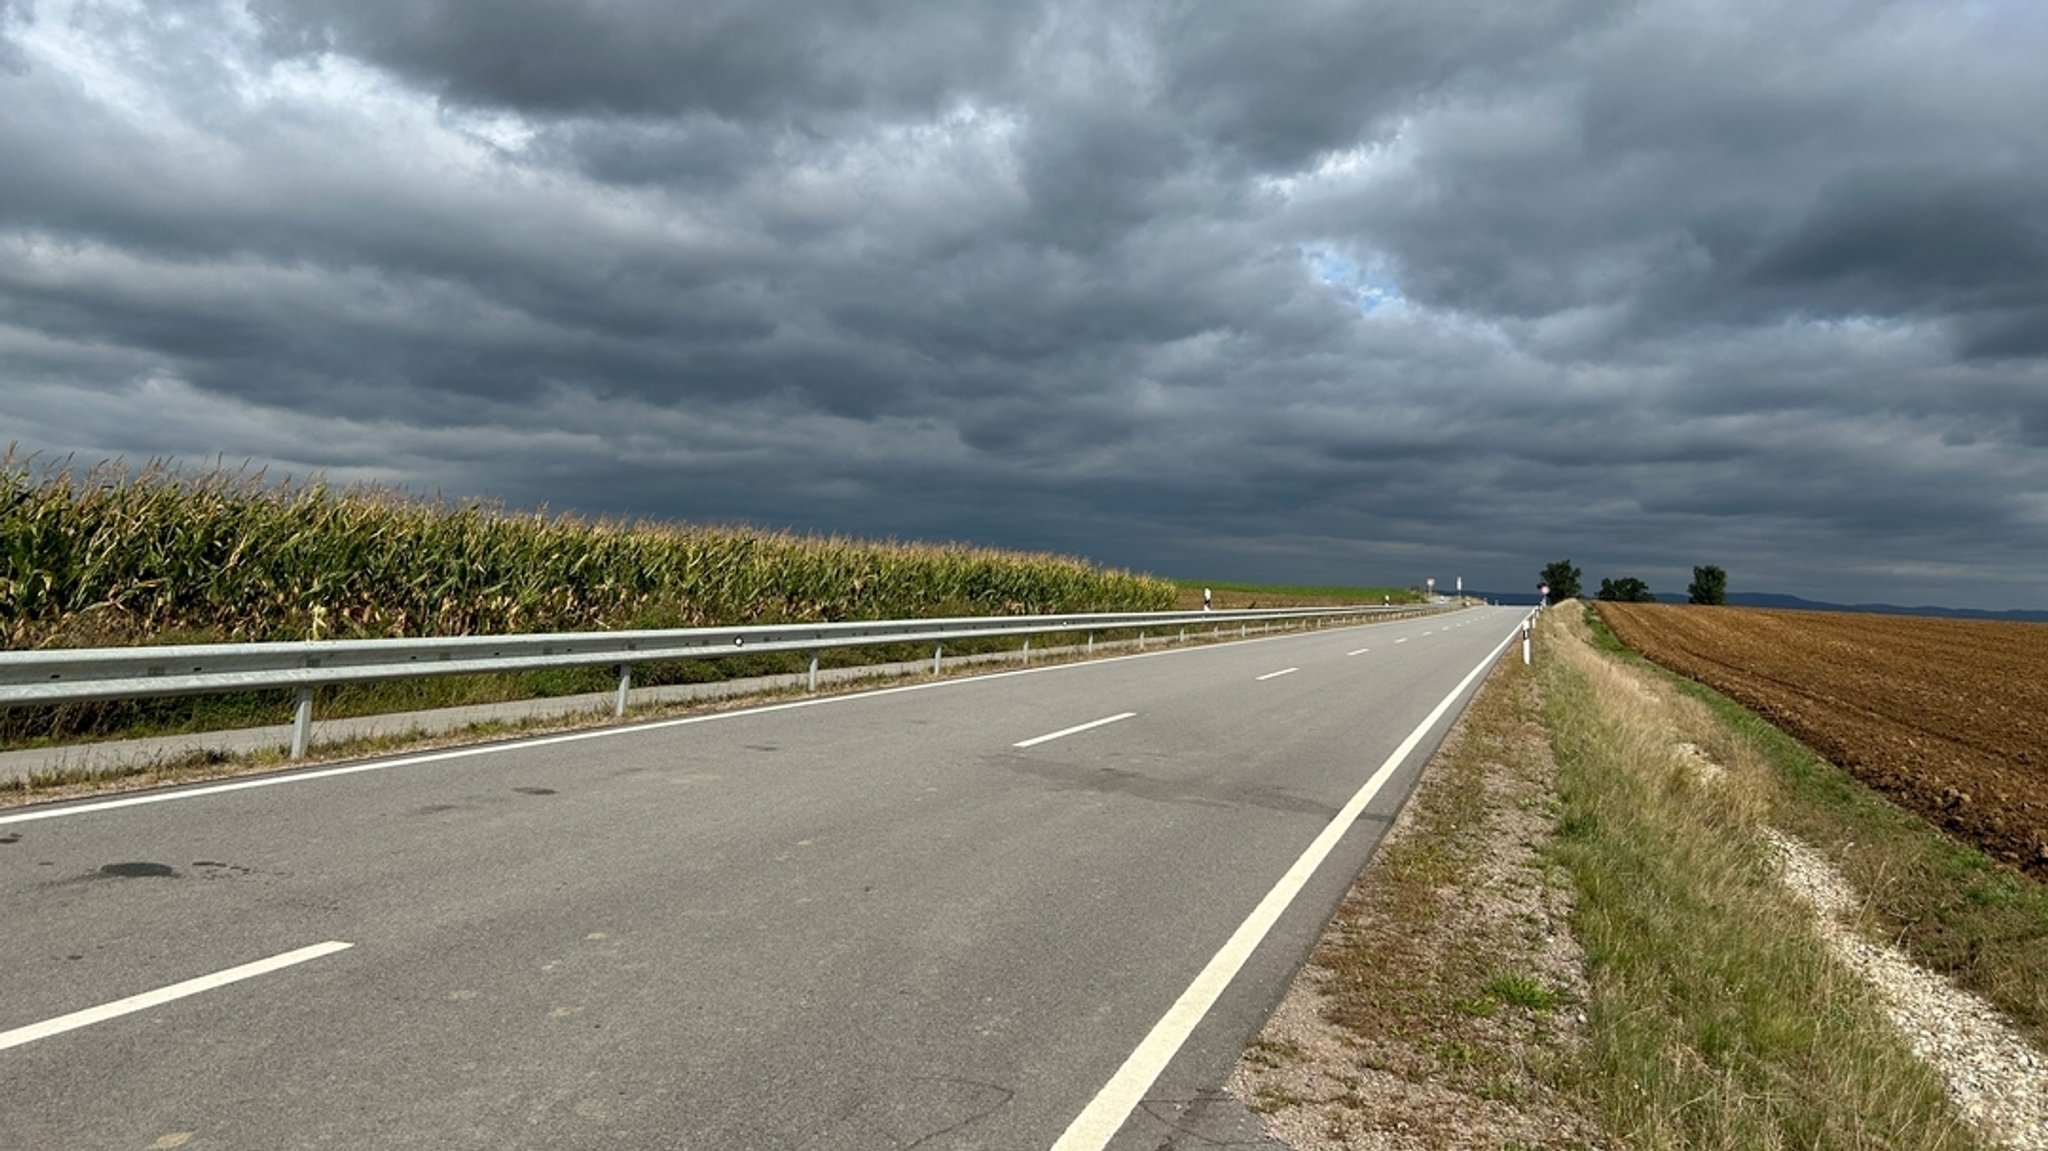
[1,606,1526,1149]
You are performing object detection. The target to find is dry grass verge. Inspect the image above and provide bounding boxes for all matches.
[1544,605,1985,1150]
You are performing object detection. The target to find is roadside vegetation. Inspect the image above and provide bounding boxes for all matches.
[1245,604,2028,1150]
[1543,604,1982,1149]
[0,454,1173,746]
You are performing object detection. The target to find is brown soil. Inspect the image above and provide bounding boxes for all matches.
[1596,602,2048,877]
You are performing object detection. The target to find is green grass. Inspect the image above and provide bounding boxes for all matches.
[1579,601,1634,656]
[1540,609,1984,1150]
[1482,973,1565,1012]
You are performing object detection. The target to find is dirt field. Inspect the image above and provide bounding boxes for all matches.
[1596,602,2048,877]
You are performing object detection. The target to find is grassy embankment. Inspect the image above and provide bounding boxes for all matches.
[0,456,1174,756]
[1544,603,1997,1149]
[1583,603,2048,1053]
[1242,603,1997,1148]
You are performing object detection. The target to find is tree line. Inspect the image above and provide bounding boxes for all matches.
[1537,560,1726,605]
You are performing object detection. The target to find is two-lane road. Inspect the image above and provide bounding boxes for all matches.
[2,606,1528,1149]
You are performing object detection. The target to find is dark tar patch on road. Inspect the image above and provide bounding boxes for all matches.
[98,861,177,879]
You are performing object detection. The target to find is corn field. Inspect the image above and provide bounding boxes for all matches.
[0,455,1175,650]
[1,454,1177,746]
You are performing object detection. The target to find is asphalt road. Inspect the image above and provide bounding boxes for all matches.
[1,606,1528,1150]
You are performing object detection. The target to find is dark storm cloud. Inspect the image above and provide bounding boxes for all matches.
[2,0,2046,610]
[251,0,1037,120]
[1153,0,1632,170]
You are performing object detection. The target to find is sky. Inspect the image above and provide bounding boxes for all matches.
[2,1,2045,609]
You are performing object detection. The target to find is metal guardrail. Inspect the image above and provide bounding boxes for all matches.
[0,604,1442,758]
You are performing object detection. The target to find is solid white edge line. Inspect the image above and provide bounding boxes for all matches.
[1253,667,1298,681]
[0,941,353,1052]
[1047,615,1529,1151]
[1013,712,1138,749]
[1,610,1511,827]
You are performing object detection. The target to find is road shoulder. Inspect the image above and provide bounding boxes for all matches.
[1227,643,1602,1149]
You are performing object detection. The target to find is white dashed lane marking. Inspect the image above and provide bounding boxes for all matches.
[1012,712,1138,749]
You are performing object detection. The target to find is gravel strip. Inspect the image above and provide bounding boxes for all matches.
[1227,660,1600,1150]
[1764,827,2048,1151]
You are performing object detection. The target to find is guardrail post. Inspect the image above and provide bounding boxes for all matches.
[1138,630,1146,650]
[614,664,631,717]
[290,687,314,759]
[1021,637,1030,666]
[1179,627,1186,643]
[1086,632,1094,653]
[933,643,943,675]
[807,652,820,692]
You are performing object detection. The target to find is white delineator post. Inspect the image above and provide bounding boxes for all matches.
[1522,619,1532,665]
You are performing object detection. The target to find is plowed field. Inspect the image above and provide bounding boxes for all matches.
[1595,602,2048,877]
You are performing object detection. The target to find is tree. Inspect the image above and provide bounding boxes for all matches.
[1597,576,1656,602]
[1539,559,1582,602]
[1688,565,1728,605]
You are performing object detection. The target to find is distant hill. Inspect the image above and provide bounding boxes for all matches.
[1651,591,2048,623]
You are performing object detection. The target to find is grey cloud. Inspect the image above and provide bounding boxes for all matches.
[1746,173,2048,339]
[1320,1,2048,344]
[533,118,771,191]
[1153,0,1631,170]
[1,0,2045,609]
[252,0,1040,121]
[0,0,25,76]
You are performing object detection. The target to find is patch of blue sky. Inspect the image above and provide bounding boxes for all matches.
[1302,245,1406,314]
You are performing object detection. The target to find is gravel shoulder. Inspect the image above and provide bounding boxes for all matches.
[1228,645,1603,1150]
